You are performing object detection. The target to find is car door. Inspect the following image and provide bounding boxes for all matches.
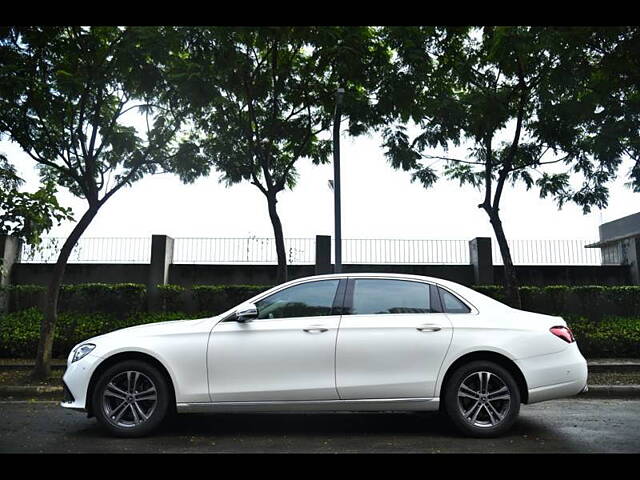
[208,278,345,402]
[336,278,453,400]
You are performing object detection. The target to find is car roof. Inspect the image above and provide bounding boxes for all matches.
[288,272,453,285]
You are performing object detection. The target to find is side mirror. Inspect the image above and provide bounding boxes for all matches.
[235,303,258,322]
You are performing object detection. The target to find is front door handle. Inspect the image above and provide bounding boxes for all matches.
[303,326,329,333]
[417,324,442,332]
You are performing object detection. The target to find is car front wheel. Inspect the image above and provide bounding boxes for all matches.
[444,360,521,437]
[92,360,170,437]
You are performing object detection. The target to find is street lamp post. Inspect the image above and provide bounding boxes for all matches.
[333,87,344,273]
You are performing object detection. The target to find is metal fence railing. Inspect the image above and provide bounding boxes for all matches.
[492,239,621,266]
[20,237,151,264]
[18,236,621,266]
[172,237,315,264]
[342,239,469,264]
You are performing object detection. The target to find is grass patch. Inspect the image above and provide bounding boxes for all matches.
[0,368,63,387]
[587,372,640,385]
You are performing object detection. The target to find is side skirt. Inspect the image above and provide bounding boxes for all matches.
[177,397,440,414]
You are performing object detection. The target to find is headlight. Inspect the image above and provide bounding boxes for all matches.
[72,344,96,363]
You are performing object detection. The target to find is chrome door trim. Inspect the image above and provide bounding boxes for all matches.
[177,397,440,413]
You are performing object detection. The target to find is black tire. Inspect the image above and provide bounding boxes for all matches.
[444,360,520,438]
[92,360,170,438]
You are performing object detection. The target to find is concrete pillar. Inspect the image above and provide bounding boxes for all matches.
[148,234,174,311]
[1,235,22,312]
[625,237,640,285]
[315,235,332,275]
[469,237,494,285]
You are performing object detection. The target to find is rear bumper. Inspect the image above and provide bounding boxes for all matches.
[517,343,588,404]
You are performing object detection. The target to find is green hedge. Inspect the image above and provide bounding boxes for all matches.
[2,283,147,319]
[0,308,201,358]
[157,284,186,312]
[2,283,273,316]
[0,308,638,359]
[191,284,271,314]
[4,283,639,319]
[474,285,640,319]
[566,316,640,358]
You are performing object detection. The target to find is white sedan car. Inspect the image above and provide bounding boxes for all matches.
[62,273,588,438]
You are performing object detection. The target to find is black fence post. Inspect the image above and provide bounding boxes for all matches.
[315,235,332,275]
[148,234,174,312]
[469,237,494,285]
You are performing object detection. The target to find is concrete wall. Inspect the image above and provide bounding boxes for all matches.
[12,263,149,286]
[493,265,631,286]
[11,262,630,287]
[169,263,474,286]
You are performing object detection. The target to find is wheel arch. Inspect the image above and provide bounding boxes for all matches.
[438,351,529,405]
[85,351,177,417]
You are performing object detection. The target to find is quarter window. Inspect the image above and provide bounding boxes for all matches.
[439,287,471,314]
[350,279,433,315]
[256,280,339,319]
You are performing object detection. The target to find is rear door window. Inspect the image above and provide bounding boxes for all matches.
[350,279,433,315]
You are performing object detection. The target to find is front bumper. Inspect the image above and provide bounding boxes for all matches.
[60,353,102,412]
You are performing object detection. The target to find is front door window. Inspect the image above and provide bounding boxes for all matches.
[256,280,340,319]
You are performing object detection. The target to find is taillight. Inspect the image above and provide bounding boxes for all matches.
[550,326,575,343]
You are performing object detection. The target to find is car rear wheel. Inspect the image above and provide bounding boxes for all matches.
[444,360,520,438]
[92,360,170,437]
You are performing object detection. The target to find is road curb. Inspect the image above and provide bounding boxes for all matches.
[579,385,640,399]
[587,360,640,373]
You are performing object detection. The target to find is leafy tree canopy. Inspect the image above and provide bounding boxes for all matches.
[0,153,73,247]
[167,26,390,195]
[377,26,639,307]
[379,26,638,213]
[0,26,187,208]
[0,26,197,378]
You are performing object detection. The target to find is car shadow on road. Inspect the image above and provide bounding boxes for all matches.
[60,411,567,453]
[152,410,550,439]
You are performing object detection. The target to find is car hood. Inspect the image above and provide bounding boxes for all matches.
[86,316,218,343]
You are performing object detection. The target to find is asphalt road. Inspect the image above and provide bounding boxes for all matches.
[1,398,639,453]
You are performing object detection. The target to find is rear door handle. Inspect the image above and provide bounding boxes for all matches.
[303,326,329,333]
[416,324,442,332]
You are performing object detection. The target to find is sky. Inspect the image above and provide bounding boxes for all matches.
[1,127,637,244]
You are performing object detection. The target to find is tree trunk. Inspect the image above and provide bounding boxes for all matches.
[266,192,287,284]
[485,208,522,309]
[31,205,100,380]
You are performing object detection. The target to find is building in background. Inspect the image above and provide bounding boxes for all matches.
[587,211,640,284]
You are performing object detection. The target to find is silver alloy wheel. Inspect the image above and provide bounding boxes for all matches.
[102,370,158,428]
[457,371,511,428]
